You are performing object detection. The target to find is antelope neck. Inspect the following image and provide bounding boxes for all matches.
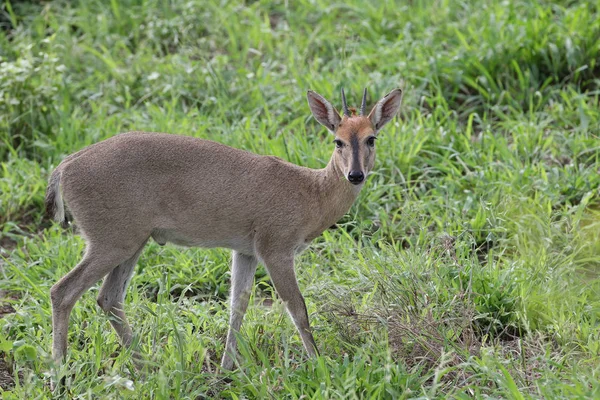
[313,154,362,221]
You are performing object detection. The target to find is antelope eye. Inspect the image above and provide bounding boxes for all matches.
[333,139,343,148]
[366,136,376,147]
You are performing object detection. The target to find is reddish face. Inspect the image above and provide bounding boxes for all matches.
[307,88,404,185]
[332,117,377,185]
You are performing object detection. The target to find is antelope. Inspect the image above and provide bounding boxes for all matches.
[45,87,403,377]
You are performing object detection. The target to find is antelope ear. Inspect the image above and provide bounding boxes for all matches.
[368,89,403,132]
[307,90,341,133]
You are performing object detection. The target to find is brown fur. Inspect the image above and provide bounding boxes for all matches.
[46,88,403,387]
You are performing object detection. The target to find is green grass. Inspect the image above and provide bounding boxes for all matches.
[1,0,599,398]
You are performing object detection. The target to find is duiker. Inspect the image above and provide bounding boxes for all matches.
[45,88,403,375]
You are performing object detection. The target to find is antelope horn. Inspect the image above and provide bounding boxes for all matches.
[341,88,351,117]
[360,88,367,116]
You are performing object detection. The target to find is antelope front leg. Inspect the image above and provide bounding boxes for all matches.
[221,251,258,370]
[260,252,318,358]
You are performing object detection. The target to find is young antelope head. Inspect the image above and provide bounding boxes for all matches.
[307,87,403,185]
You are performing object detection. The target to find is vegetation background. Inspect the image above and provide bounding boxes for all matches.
[0,0,599,398]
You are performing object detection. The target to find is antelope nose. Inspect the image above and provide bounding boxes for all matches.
[348,171,364,184]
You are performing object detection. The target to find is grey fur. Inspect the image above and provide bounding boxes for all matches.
[46,88,403,386]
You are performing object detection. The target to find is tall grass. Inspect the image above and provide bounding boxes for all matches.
[1,0,599,398]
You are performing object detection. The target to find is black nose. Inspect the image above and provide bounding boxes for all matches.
[348,171,364,184]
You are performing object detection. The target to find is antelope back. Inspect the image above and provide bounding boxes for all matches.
[51,132,333,255]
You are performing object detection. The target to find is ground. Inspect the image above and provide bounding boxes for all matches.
[0,0,599,398]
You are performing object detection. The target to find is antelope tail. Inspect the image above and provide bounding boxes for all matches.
[45,168,68,228]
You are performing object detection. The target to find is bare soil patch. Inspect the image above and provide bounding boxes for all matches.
[0,289,17,390]
[0,358,15,391]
